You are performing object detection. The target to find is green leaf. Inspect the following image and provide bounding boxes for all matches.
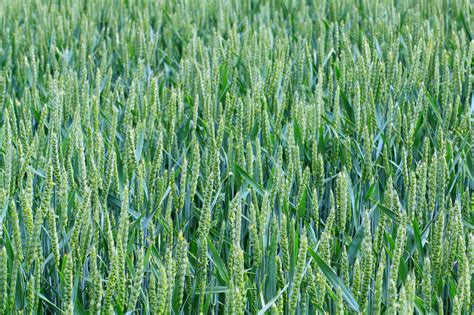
[207,237,230,283]
[235,164,265,196]
[371,200,399,222]
[297,188,307,218]
[412,217,424,261]
[308,247,361,312]
[425,90,442,123]
[37,293,62,313]
[203,286,228,294]
[348,226,364,265]
[414,296,427,314]
[257,284,289,315]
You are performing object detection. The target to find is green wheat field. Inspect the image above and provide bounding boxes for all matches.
[0,0,472,314]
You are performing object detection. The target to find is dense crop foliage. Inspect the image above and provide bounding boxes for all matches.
[0,0,473,314]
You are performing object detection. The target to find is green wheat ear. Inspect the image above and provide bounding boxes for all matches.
[63,253,74,314]
[0,245,7,314]
[289,228,307,315]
